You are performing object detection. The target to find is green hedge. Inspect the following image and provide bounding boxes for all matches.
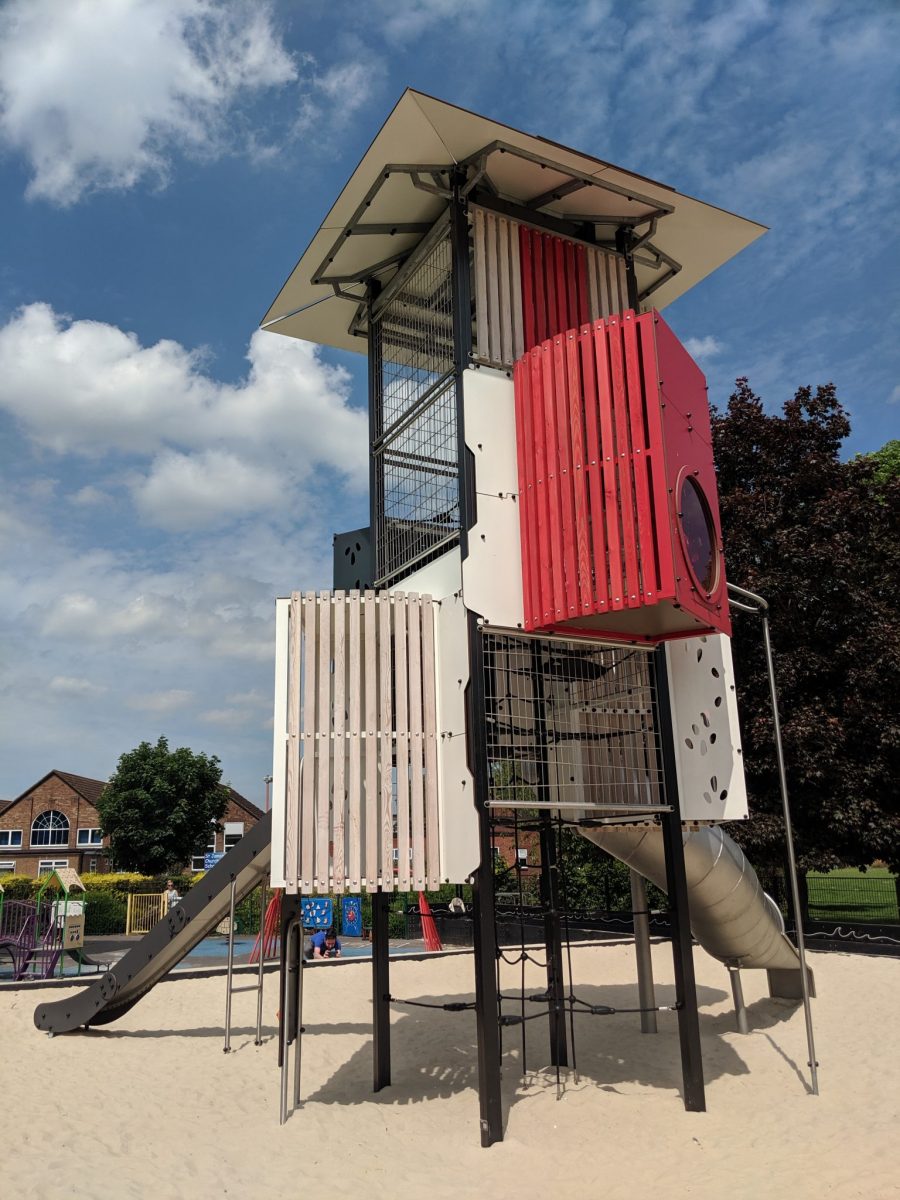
[84,891,127,936]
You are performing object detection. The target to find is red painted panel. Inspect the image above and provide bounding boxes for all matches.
[553,335,579,619]
[566,330,593,613]
[578,325,608,612]
[530,346,552,627]
[622,311,658,603]
[607,316,640,607]
[514,357,536,630]
[593,319,623,608]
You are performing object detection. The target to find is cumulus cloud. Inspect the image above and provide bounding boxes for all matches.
[49,676,107,698]
[127,689,194,713]
[0,302,368,531]
[0,0,298,205]
[684,336,724,364]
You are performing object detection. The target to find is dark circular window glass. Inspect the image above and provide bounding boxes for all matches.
[679,476,717,592]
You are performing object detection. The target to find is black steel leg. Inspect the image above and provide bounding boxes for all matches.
[539,814,568,1068]
[471,861,503,1146]
[372,890,391,1092]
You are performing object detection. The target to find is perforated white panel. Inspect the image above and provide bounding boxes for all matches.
[461,367,525,628]
[665,634,749,822]
[435,590,480,882]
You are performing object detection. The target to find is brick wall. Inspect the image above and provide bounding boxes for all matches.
[0,777,110,880]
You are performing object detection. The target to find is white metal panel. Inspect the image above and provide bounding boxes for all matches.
[461,368,525,629]
[397,545,462,599]
[270,597,290,890]
[434,590,480,882]
[665,633,749,822]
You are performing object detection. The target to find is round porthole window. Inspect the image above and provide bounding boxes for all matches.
[678,474,718,594]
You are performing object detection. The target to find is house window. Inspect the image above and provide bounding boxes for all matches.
[38,859,69,875]
[77,828,103,846]
[88,857,98,873]
[223,822,244,852]
[0,860,15,874]
[31,810,69,847]
[516,848,529,867]
[0,830,22,848]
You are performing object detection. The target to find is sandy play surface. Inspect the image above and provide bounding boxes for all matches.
[2,942,898,1200]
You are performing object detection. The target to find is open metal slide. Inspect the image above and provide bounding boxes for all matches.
[580,823,813,997]
[34,811,272,1034]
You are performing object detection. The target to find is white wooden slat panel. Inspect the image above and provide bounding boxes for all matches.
[599,250,612,318]
[315,593,331,890]
[300,592,317,893]
[363,590,378,891]
[284,593,301,892]
[485,213,502,366]
[393,594,410,890]
[474,208,490,363]
[617,259,629,312]
[332,591,346,891]
[407,593,426,889]
[498,216,513,366]
[379,594,394,890]
[421,596,440,886]
[347,591,362,890]
[587,249,600,321]
[510,218,524,362]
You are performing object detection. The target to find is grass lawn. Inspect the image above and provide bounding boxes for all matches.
[805,867,899,923]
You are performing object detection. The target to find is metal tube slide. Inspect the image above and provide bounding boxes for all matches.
[579,823,803,973]
[34,811,272,1034]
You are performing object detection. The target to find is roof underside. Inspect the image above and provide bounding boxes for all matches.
[262,90,766,355]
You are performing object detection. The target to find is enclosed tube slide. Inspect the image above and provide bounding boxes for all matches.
[579,823,809,989]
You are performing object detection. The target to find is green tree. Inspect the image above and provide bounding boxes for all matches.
[857,438,900,489]
[97,736,227,874]
[712,380,900,872]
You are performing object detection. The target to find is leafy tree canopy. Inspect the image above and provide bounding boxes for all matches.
[712,381,900,872]
[857,438,900,489]
[97,736,227,874]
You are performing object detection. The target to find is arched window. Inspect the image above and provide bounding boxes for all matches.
[31,810,70,847]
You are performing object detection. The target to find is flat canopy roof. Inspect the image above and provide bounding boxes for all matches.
[262,90,766,354]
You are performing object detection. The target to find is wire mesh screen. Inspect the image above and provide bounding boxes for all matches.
[482,631,665,813]
[371,227,459,586]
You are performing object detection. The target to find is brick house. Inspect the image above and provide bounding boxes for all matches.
[0,770,264,879]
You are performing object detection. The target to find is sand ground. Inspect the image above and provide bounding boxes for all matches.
[2,942,898,1200]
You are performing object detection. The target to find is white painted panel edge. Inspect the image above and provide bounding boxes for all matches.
[435,590,480,882]
[270,597,290,889]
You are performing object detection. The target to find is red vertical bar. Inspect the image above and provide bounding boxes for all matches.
[564,240,578,330]
[514,358,536,629]
[623,311,658,604]
[541,339,566,621]
[553,334,579,619]
[575,244,589,327]
[533,233,547,345]
[607,316,640,609]
[638,312,676,598]
[579,325,608,611]
[519,225,535,354]
[593,321,624,610]
[566,330,593,614]
[531,345,553,625]
[543,235,557,345]
[554,238,567,333]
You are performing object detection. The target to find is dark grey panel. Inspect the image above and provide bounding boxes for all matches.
[333,526,374,591]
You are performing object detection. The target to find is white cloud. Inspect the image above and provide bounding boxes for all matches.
[0,302,368,530]
[888,385,900,407]
[127,689,194,713]
[71,485,109,507]
[0,0,298,205]
[684,336,724,364]
[49,676,107,698]
[374,0,488,42]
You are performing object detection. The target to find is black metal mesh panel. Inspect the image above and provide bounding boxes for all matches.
[482,631,665,812]
[372,229,458,585]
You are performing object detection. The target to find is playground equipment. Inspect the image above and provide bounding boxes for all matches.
[2,869,90,980]
[35,91,817,1145]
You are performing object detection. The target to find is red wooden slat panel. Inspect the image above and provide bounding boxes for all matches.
[530,348,553,627]
[623,311,658,603]
[514,357,537,629]
[520,225,536,355]
[553,334,579,619]
[542,340,567,620]
[566,329,593,613]
[575,245,589,330]
[579,324,608,611]
[564,240,578,330]
[637,313,676,598]
[543,235,557,346]
[533,232,547,346]
[593,320,624,608]
[607,316,640,608]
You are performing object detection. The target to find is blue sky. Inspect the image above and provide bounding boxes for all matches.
[0,0,897,806]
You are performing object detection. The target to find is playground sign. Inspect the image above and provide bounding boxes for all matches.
[341,896,362,937]
[64,914,85,949]
[300,897,333,929]
[204,852,225,870]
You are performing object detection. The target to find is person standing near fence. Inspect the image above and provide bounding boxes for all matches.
[165,879,181,910]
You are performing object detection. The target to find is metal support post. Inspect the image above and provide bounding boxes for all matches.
[372,890,391,1092]
[629,869,657,1035]
[223,878,237,1053]
[255,880,267,1046]
[729,967,749,1035]
[616,226,640,310]
[655,645,706,1112]
[728,582,819,1095]
[366,277,384,572]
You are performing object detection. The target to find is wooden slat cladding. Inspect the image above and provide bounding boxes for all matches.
[472,205,627,370]
[283,591,441,894]
[514,311,673,633]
